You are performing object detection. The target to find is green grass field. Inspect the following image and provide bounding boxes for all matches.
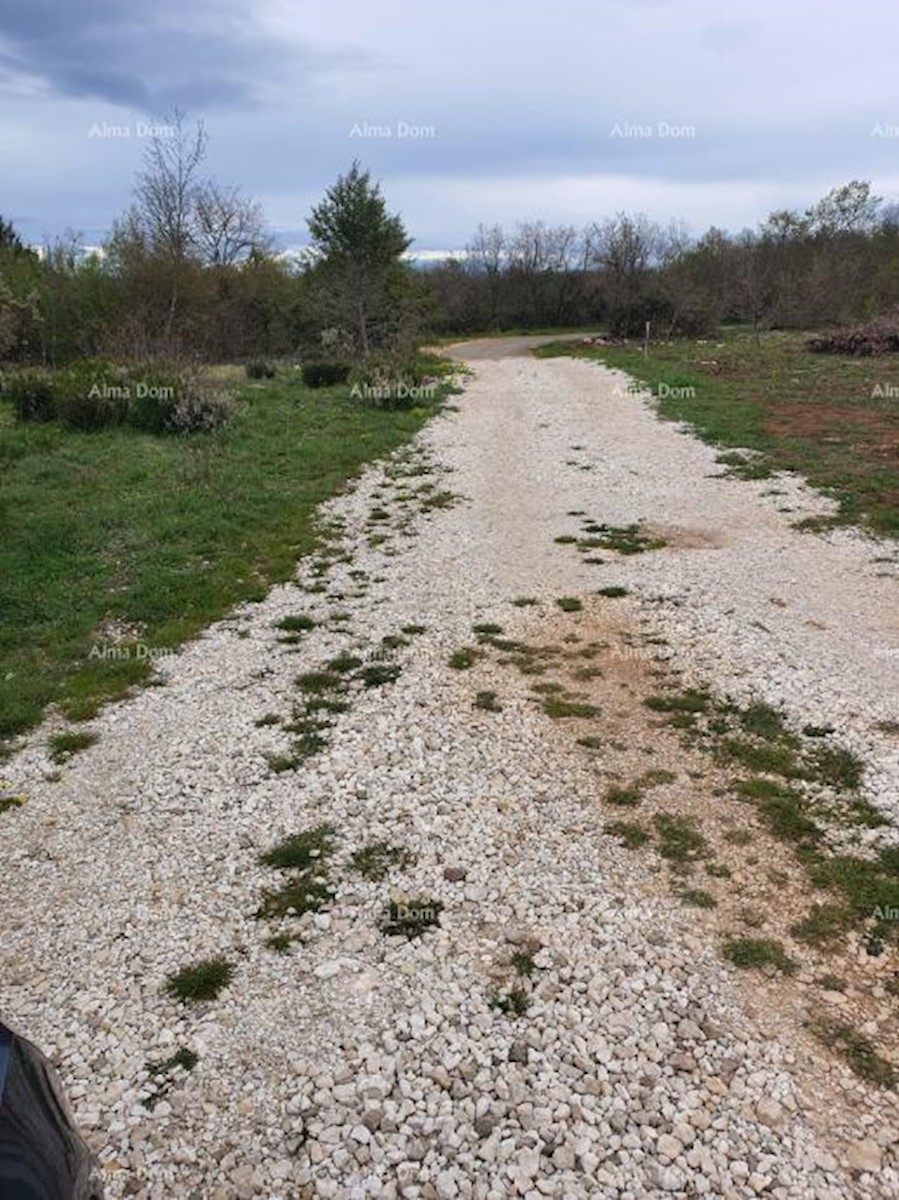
[536,328,899,537]
[0,370,445,752]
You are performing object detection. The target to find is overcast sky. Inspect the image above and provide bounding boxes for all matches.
[3,0,899,256]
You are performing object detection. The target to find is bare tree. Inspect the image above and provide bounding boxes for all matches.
[465,224,506,327]
[591,213,662,335]
[133,110,208,345]
[194,181,270,266]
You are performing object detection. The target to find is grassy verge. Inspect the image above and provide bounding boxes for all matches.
[535,328,899,537]
[0,366,449,753]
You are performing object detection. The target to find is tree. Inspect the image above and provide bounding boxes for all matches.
[0,216,30,256]
[0,216,42,361]
[806,181,882,237]
[194,181,270,266]
[132,110,208,346]
[307,161,412,356]
[591,213,663,336]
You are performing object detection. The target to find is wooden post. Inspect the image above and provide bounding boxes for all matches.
[643,321,651,358]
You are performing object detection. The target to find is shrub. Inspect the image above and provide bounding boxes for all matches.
[4,369,56,422]
[302,362,350,389]
[246,360,276,379]
[128,367,233,435]
[162,380,234,435]
[164,957,234,1002]
[807,308,899,356]
[53,358,130,430]
[347,354,441,409]
[7,360,233,436]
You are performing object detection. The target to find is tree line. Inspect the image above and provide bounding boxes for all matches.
[429,181,899,337]
[2,111,898,369]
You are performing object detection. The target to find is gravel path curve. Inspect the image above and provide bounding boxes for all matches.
[2,343,898,1198]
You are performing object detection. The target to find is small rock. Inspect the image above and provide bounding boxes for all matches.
[755,1097,785,1131]
[846,1139,882,1173]
[656,1134,683,1162]
[508,1042,529,1064]
[443,867,468,882]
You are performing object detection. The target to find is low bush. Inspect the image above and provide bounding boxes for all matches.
[347,353,442,409]
[54,358,131,430]
[3,368,56,422]
[6,359,234,435]
[807,309,899,356]
[301,362,351,389]
[246,360,276,379]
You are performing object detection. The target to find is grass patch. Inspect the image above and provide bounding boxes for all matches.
[0,794,26,813]
[806,745,864,791]
[809,1020,896,1088]
[449,647,479,670]
[257,874,337,919]
[679,888,717,909]
[542,696,600,719]
[808,854,899,944]
[715,738,802,778]
[653,813,708,868]
[325,652,364,674]
[577,735,604,750]
[421,489,457,511]
[382,896,443,938]
[578,523,667,555]
[645,689,710,715]
[473,622,504,637]
[48,730,98,763]
[144,1046,199,1110]
[605,784,643,807]
[556,597,583,612]
[276,614,316,633]
[757,795,821,844]
[254,712,280,727]
[511,597,538,607]
[490,987,530,1017]
[597,585,629,598]
[722,937,796,975]
[295,670,343,694]
[349,841,414,881]
[0,371,443,751]
[474,691,503,712]
[359,662,401,688]
[401,624,426,635]
[640,768,677,788]
[165,957,234,1002]
[511,950,536,977]
[604,820,651,849]
[259,825,335,871]
[723,828,754,846]
[791,902,855,947]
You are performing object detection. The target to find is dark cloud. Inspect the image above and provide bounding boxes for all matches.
[0,0,371,110]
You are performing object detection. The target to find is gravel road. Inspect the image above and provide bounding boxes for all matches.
[1,341,898,1198]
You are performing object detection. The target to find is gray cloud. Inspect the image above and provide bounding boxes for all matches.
[2,0,899,251]
[0,0,373,109]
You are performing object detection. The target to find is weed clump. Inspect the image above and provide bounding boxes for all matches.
[165,957,234,1002]
[350,842,414,881]
[490,987,530,1016]
[722,937,795,974]
[382,897,443,938]
[48,730,98,763]
[604,821,651,849]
